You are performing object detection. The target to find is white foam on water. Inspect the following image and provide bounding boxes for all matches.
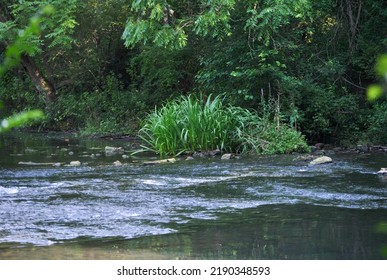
[0,186,19,194]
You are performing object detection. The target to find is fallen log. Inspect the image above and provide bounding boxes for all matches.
[143,158,176,166]
[18,161,61,166]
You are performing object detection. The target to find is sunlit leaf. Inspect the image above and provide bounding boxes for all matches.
[367,84,383,102]
[42,5,55,16]
[0,110,45,133]
[375,54,387,77]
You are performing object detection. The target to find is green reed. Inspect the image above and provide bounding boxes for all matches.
[137,94,310,157]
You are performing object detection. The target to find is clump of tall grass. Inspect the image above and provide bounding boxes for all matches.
[136,94,310,157]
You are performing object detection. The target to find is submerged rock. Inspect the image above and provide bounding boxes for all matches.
[25,148,38,154]
[105,146,124,156]
[309,156,333,165]
[192,149,221,158]
[192,151,208,158]
[293,154,315,162]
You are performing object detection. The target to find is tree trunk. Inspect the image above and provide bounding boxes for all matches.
[342,0,363,52]
[20,54,56,102]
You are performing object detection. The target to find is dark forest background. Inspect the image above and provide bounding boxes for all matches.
[1,0,386,145]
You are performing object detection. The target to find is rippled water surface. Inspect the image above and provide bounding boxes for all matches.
[0,133,386,259]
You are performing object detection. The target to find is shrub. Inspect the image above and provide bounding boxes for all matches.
[365,100,387,145]
[137,94,310,157]
[44,74,147,134]
[138,94,238,156]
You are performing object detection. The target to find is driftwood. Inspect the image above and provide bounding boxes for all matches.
[18,161,61,166]
[143,158,176,166]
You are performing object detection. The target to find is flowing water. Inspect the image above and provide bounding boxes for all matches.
[0,132,386,259]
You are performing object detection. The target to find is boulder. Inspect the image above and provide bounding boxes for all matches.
[309,156,333,165]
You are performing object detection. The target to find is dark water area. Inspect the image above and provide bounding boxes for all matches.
[0,132,386,259]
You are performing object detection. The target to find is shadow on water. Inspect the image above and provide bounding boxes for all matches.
[0,132,386,259]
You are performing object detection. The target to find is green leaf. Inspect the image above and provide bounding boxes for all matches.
[376,54,387,77]
[367,84,383,102]
[42,5,55,16]
[230,71,241,77]
[0,110,45,133]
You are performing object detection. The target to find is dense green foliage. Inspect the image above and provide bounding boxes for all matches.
[137,94,309,156]
[0,4,48,134]
[1,0,386,146]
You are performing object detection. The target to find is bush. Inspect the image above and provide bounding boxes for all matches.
[44,74,147,134]
[365,100,387,145]
[137,94,310,157]
[237,121,311,155]
[0,73,44,116]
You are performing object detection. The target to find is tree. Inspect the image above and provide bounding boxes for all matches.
[122,0,235,49]
[0,0,78,102]
[0,3,49,133]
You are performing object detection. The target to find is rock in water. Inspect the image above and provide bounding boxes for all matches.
[113,160,122,166]
[309,156,333,165]
[69,161,81,167]
[105,146,124,156]
[377,168,387,175]
[221,153,233,160]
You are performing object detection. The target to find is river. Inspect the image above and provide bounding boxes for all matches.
[0,132,386,259]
